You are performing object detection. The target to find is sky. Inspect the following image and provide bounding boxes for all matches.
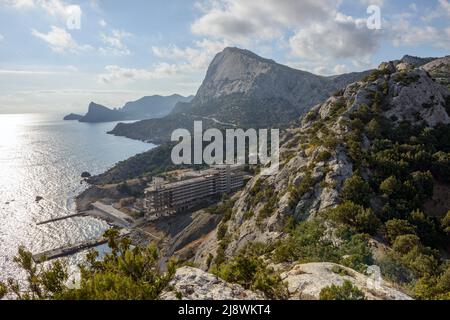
[0,0,449,114]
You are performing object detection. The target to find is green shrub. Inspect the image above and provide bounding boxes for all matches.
[0,230,176,300]
[414,265,450,300]
[442,211,450,234]
[319,280,366,300]
[384,219,417,244]
[379,176,400,197]
[378,254,415,285]
[341,174,372,207]
[217,223,228,241]
[316,150,332,162]
[432,152,450,183]
[213,249,288,299]
[328,201,380,235]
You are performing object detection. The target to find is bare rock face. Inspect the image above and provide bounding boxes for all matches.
[192,47,371,125]
[196,47,350,109]
[161,265,412,300]
[385,69,450,127]
[161,267,264,300]
[281,263,412,300]
[422,56,450,89]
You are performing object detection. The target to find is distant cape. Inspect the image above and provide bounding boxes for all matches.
[63,113,83,121]
[64,94,194,123]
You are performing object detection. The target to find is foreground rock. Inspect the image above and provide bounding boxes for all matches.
[161,267,264,300]
[81,171,91,178]
[161,264,412,300]
[281,263,412,300]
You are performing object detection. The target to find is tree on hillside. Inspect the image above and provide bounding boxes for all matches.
[341,173,372,207]
[328,201,380,235]
[0,229,176,300]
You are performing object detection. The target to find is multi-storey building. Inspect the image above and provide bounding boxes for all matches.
[143,165,245,217]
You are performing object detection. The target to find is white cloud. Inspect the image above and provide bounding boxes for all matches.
[422,0,450,21]
[97,64,179,84]
[334,64,350,74]
[191,0,339,44]
[359,0,385,7]
[99,19,107,27]
[289,13,381,65]
[39,0,80,20]
[2,0,82,20]
[100,39,229,85]
[190,0,382,72]
[152,39,229,72]
[99,29,132,56]
[0,65,77,75]
[390,17,450,50]
[1,0,35,9]
[31,26,92,53]
[409,3,418,12]
[439,0,450,15]
[0,33,4,41]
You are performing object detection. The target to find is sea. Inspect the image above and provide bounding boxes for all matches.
[0,113,154,285]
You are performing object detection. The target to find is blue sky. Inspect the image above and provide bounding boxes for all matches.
[0,0,449,114]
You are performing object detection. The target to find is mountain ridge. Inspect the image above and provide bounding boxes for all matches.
[109,47,372,143]
[65,94,194,123]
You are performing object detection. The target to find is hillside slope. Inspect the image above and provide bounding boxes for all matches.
[190,58,450,300]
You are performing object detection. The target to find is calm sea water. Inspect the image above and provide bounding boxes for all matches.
[0,113,154,284]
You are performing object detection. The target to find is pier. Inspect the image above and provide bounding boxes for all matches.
[36,213,87,226]
[32,230,130,263]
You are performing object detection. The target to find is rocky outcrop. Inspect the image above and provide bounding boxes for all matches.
[401,55,437,67]
[79,102,124,123]
[194,47,367,113]
[63,113,83,121]
[161,267,264,300]
[161,264,411,300]
[385,69,450,126]
[422,56,450,89]
[280,262,412,300]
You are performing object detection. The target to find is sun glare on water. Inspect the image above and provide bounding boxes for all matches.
[0,113,30,148]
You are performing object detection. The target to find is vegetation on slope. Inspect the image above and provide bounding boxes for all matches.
[227,63,450,299]
[0,230,176,300]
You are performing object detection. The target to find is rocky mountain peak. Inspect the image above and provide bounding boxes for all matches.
[196,47,280,101]
[401,54,437,67]
[193,47,369,121]
[88,101,110,111]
